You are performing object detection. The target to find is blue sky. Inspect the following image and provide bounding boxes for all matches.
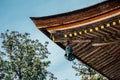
[0,0,104,80]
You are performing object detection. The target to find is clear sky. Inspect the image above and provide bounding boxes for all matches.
[0,0,104,80]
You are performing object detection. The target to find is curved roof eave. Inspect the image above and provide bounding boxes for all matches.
[31,0,120,29]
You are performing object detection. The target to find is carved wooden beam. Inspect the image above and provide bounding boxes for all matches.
[54,39,91,43]
[92,40,120,46]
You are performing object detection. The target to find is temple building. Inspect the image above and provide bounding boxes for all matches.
[31,0,120,80]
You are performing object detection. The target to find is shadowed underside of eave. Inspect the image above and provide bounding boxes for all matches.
[54,21,120,80]
[72,43,120,80]
[33,16,120,80]
[31,0,120,80]
[50,14,120,80]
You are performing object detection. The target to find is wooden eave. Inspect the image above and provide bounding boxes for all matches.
[31,0,120,80]
[31,0,120,31]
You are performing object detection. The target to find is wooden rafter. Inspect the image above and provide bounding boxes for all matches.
[92,40,120,46]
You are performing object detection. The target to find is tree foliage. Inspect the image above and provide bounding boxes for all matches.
[0,30,57,80]
[72,61,108,80]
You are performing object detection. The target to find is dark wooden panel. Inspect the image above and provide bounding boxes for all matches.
[73,42,91,56]
[81,47,100,60]
[76,43,92,57]
[86,45,111,63]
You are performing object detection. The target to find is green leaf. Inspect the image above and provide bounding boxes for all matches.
[0,30,57,80]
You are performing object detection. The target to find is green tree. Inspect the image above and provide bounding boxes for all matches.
[72,61,108,80]
[0,30,57,80]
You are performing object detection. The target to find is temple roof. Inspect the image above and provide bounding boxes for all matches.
[31,0,120,80]
[31,0,120,31]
